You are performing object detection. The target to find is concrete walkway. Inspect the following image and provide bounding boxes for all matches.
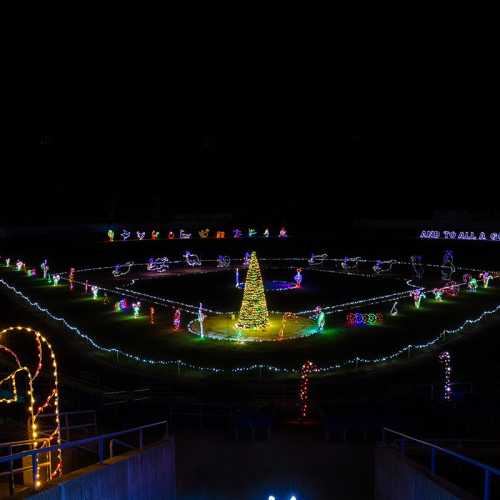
[175,427,373,500]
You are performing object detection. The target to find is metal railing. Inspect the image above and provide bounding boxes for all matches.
[103,388,151,406]
[383,428,500,500]
[0,420,168,496]
[36,409,97,442]
[0,437,53,496]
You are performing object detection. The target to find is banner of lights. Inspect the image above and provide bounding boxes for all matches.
[106,227,288,242]
[420,230,500,242]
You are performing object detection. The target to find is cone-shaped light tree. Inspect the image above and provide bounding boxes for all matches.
[237,251,269,329]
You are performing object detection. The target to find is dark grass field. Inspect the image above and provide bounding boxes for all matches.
[2,264,500,377]
[83,265,410,313]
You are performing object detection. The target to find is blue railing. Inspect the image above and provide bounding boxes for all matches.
[0,420,168,496]
[383,427,500,500]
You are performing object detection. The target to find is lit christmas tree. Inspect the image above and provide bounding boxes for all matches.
[237,251,269,329]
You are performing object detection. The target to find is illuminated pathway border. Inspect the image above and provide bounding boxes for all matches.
[1,275,500,376]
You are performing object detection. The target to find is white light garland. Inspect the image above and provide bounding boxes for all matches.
[2,256,497,375]
[2,269,500,374]
[42,258,487,317]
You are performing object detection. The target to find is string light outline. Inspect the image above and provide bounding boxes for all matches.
[0,326,62,485]
[0,257,498,374]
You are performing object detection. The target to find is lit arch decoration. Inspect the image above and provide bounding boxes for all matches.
[0,326,62,487]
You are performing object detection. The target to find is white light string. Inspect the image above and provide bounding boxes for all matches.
[186,319,319,343]
[7,254,498,321]
[113,287,221,315]
[15,257,497,319]
[1,275,499,375]
[57,258,492,278]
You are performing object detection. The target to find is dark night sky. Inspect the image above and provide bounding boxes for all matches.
[1,130,494,226]
[2,131,359,219]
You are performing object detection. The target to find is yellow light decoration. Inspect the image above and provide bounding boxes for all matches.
[0,326,62,488]
[236,251,269,329]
